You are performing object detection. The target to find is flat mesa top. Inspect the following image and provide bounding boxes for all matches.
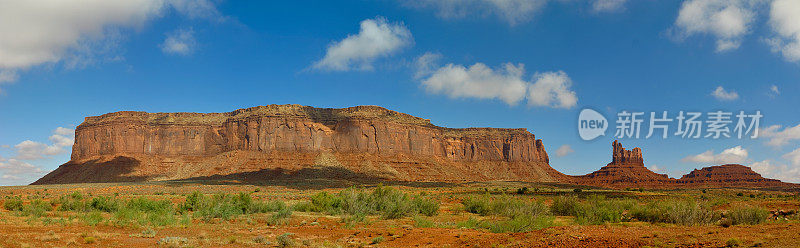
[79,104,532,137]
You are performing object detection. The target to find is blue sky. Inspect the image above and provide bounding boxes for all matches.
[1,0,800,186]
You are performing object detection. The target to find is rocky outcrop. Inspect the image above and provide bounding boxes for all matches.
[570,141,795,189]
[571,140,672,187]
[33,105,564,184]
[676,164,787,187]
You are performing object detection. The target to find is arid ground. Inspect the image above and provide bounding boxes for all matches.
[1,180,799,248]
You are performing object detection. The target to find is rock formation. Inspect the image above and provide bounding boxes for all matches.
[571,140,672,187]
[33,105,565,184]
[571,140,795,189]
[676,164,787,187]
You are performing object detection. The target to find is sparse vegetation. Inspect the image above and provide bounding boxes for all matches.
[727,205,769,225]
[296,186,439,220]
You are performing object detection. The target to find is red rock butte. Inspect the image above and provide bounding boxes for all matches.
[32,105,794,189]
[33,105,564,184]
[570,140,794,189]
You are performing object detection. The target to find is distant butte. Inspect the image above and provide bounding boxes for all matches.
[569,140,795,189]
[32,105,795,189]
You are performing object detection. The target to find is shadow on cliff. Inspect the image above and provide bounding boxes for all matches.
[32,156,149,185]
[179,166,456,190]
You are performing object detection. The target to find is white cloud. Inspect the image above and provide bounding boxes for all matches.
[673,0,756,52]
[751,159,800,183]
[405,0,547,26]
[0,69,18,84]
[413,52,443,79]
[759,124,800,147]
[416,56,577,108]
[528,71,578,108]
[12,127,74,160]
[313,17,412,71]
[710,86,739,101]
[783,147,800,166]
[770,85,780,95]
[767,0,800,62]
[555,145,574,157]
[0,0,220,86]
[649,164,664,173]
[161,28,197,56]
[681,146,749,164]
[419,62,528,105]
[592,0,628,13]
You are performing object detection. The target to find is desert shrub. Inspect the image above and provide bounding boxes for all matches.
[268,207,293,225]
[728,205,769,225]
[631,200,716,225]
[3,196,23,211]
[301,186,439,220]
[573,196,634,225]
[20,199,52,217]
[54,192,87,211]
[412,215,436,228]
[82,211,104,226]
[114,197,177,226]
[88,196,121,212]
[276,233,294,248]
[461,194,553,232]
[252,199,286,213]
[371,236,385,244]
[179,191,204,212]
[550,195,581,216]
[463,194,550,219]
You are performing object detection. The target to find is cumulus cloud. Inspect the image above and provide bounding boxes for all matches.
[528,71,578,108]
[161,28,197,56]
[710,86,739,101]
[766,0,800,62]
[681,146,749,164]
[313,17,412,71]
[751,159,800,183]
[12,127,74,160]
[0,0,220,87]
[770,85,780,95]
[404,0,547,26]
[783,147,800,166]
[415,55,577,108]
[759,124,800,147]
[673,0,757,52]
[592,0,628,13]
[555,145,574,157]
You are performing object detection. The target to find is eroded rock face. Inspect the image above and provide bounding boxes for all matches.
[677,164,785,187]
[571,140,671,187]
[34,105,562,184]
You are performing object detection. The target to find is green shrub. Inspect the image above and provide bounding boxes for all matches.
[302,186,439,220]
[631,200,716,225]
[463,194,550,218]
[550,195,581,216]
[485,215,554,233]
[89,196,121,212]
[276,233,294,247]
[3,197,23,211]
[55,192,87,211]
[268,207,292,225]
[21,199,52,217]
[252,200,286,213]
[82,211,104,226]
[573,196,634,225]
[728,205,769,225]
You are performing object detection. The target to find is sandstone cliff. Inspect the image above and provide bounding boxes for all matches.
[34,105,563,184]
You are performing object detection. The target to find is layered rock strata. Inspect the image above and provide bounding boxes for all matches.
[34,105,564,184]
